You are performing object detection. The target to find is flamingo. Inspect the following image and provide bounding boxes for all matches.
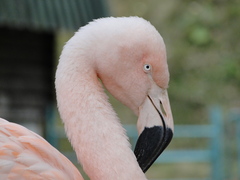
[0,17,174,180]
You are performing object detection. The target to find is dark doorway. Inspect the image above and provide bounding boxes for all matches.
[0,28,54,136]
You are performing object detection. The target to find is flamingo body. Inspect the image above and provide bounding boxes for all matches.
[0,118,83,180]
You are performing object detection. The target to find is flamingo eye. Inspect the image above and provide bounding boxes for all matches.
[143,64,151,72]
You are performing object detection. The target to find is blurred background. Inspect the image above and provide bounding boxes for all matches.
[0,0,239,179]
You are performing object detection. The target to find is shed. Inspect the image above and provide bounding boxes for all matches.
[0,0,109,136]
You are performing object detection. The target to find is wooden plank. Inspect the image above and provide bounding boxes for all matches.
[156,150,211,163]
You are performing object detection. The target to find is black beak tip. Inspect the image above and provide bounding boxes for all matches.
[134,126,173,173]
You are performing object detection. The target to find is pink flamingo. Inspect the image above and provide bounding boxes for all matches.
[0,17,174,180]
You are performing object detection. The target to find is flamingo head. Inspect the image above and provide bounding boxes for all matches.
[86,17,174,172]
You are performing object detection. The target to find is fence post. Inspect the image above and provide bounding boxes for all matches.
[209,106,225,180]
[45,104,58,148]
[237,119,240,179]
[229,109,240,179]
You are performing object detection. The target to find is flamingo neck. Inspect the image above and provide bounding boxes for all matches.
[55,41,146,180]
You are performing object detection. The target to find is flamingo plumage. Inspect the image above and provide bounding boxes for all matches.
[0,118,82,180]
[0,17,174,180]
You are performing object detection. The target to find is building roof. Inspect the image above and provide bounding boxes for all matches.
[0,0,109,31]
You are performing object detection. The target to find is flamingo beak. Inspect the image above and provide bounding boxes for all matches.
[134,84,174,173]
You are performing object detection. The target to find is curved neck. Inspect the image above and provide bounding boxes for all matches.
[55,42,146,180]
